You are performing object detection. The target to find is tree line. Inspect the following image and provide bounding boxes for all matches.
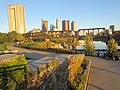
[0,31,25,43]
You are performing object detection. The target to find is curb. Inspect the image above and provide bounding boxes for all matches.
[82,60,91,90]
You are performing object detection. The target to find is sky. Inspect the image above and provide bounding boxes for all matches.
[0,0,120,33]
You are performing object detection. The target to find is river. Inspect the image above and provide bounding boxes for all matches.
[77,41,120,50]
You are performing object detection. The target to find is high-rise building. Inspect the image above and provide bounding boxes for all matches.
[56,18,60,31]
[62,20,66,30]
[52,18,61,31]
[109,25,115,33]
[50,24,55,31]
[8,4,26,34]
[67,20,70,30]
[62,20,70,30]
[71,21,76,31]
[41,19,48,32]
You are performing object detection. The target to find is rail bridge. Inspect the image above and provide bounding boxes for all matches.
[78,27,106,36]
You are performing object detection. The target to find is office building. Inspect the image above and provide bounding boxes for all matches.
[51,18,61,31]
[50,24,55,31]
[62,20,70,30]
[8,4,26,34]
[109,25,115,33]
[67,20,70,30]
[71,21,76,31]
[56,18,60,31]
[42,19,48,32]
[62,20,66,30]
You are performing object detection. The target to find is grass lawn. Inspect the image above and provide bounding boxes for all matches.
[0,42,12,51]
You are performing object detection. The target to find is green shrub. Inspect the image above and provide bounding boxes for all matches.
[0,42,12,51]
[20,41,37,47]
[0,54,28,90]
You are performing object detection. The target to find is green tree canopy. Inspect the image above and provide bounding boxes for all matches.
[0,32,9,43]
[7,31,25,42]
[33,41,54,48]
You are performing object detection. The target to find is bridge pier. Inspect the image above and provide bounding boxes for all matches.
[98,29,100,35]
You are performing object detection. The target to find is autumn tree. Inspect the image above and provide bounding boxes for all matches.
[71,37,81,51]
[83,34,95,56]
[107,38,118,60]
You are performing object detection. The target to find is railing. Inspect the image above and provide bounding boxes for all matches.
[17,45,108,56]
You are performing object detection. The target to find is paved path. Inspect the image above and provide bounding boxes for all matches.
[0,54,16,60]
[7,45,73,70]
[85,56,120,90]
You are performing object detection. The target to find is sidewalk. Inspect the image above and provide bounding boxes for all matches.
[85,56,120,90]
[7,45,73,70]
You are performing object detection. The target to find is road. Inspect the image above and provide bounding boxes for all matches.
[7,45,73,70]
[85,56,120,90]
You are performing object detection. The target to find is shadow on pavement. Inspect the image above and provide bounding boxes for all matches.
[91,66,120,75]
[22,52,46,60]
[87,83,105,90]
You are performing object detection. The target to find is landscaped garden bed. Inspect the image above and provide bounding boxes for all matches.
[69,59,91,90]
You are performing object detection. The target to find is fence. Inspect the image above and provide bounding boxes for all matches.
[20,45,108,57]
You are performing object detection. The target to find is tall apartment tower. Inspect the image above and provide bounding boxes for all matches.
[8,4,26,34]
[67,20,70,30]
[62,20,70,30]
[62,20,66,30]
[71,21,76,31]
[109,25,115,33]
[56,18,60,31]
[50,24,55,31]
[41,19,48,32]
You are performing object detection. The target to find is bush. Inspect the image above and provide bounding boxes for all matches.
[0,54,28,90]
[20,41,37,47]
[70,59,88,90]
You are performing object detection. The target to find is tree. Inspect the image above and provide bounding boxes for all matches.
[71,37,81,51]
[0,32,9,43]
[83,34,95,56]
[7,31,26,42]
[107,38,118,60]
